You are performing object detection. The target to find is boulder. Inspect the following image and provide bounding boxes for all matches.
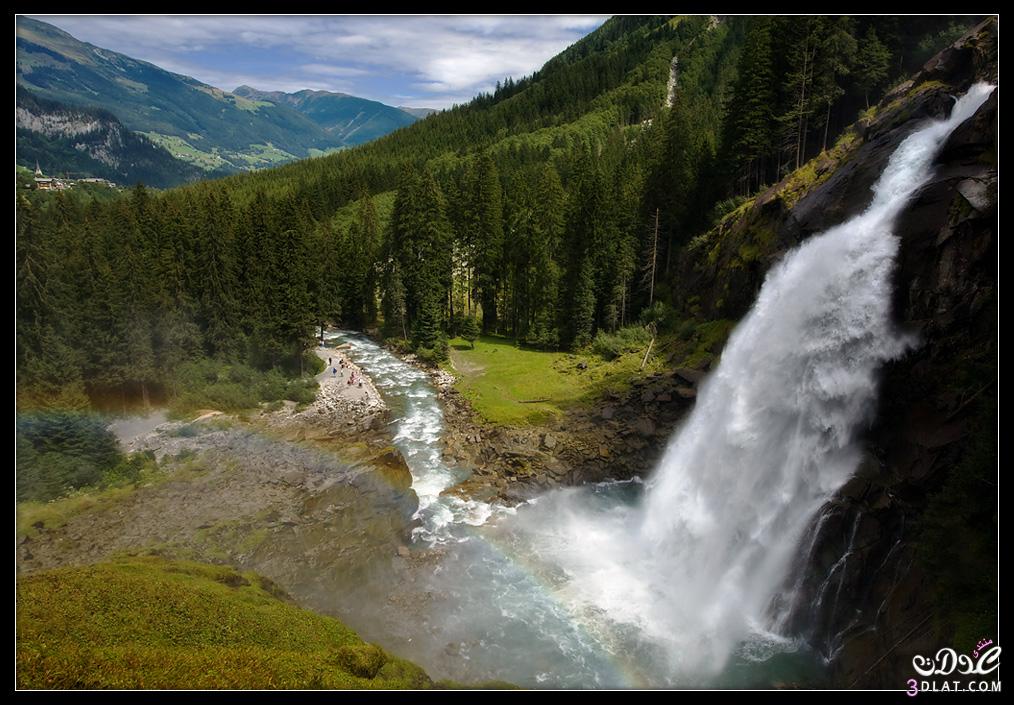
[674,368,706,386]
[633,417,656,437]
[372,447,414,492]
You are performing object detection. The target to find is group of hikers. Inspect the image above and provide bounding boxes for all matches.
[328,355,364,388]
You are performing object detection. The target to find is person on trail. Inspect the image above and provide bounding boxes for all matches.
[328,356,332,367]
[332,367,337,377]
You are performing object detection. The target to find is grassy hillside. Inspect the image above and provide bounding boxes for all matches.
[17,557,436,689]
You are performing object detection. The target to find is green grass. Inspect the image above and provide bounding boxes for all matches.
[445,334,661,425]
[232,142,297,168]
[141,132,231,171]
[16,556,435,689]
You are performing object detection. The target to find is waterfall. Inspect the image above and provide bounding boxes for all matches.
[325,84,993,687]
[495,83,994,685]
[631,82,995,675]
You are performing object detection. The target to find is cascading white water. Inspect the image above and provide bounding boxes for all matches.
[625,82,995,675]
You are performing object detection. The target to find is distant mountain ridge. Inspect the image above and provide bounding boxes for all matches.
[397,106,439,119]
[232,86,424,147]
[15,16,424,185]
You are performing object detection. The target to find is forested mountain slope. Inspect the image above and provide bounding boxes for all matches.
[17,14,981,406]
[16,86,213,188]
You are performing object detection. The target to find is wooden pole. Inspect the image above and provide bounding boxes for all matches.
[640,336,655,370]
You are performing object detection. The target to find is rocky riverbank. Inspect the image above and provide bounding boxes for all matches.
[387,349,701,504]
[261,343,391,442]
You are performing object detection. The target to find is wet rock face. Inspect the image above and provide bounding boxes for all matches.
[771,23,997,687]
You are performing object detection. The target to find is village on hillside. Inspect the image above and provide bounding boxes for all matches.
[23,162,118,191]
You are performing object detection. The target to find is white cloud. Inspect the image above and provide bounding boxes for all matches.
[300,63,371,78]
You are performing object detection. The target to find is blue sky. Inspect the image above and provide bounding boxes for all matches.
[30,15,609,110]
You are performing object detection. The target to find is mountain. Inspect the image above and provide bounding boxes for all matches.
[16,86,214,188]
[397,106,439,119]
[15,16,419,183]
[233,86,421,147]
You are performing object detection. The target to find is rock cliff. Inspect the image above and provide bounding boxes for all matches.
[676,19,997,686]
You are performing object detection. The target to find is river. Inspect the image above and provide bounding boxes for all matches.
[327,331,821,688]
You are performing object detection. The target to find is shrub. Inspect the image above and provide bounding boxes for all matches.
[284,378,319,405]
[414,337,449,365]
[102,452,157,487]
[639,300,677,330]
[459,316,480,349]
[16,411,125,502]
[591,325,653,360]
[171,360,320,413]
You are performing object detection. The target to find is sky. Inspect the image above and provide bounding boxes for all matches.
[29,15,610,110]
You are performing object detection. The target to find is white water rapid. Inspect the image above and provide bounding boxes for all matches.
[327,83,994,688]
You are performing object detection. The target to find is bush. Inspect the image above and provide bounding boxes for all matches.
[415,343,448,366]
[102,452,157,487]
[638,300,677,330]
[523,325,559,351]
[257,369,289,403]
[384,338,413,355]
[676,319,698,341]
[16,411,126,502]
[171,359,320,413]
[459,316,480,349]
[709,194,750,224]
[283,378,319,405]
[590,325,653,360]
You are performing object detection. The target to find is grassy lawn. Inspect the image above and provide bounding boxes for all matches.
[445,334,662,425]
[16,556,436,689]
